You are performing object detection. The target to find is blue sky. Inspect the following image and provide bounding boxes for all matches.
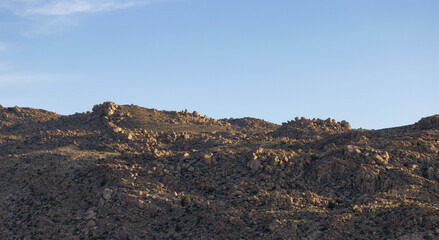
[0,0,438,129]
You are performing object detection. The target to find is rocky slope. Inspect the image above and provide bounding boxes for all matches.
[1,102,439,239]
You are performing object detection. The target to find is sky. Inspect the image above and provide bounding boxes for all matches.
[0,0,438,129]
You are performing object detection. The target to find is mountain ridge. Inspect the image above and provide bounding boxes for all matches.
[1,101,439,239]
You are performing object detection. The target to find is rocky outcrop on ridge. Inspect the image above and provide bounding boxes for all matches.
[1,102,439,240]
[415,115,439,130]
[272,117,351,139]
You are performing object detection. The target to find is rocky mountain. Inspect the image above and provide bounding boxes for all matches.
[1,102,439,239]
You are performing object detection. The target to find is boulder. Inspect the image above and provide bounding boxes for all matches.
[92,101,118,116]
[247,159,261,171]
[102,188,113,200]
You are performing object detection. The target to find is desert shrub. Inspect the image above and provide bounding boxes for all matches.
[181,196,191,206]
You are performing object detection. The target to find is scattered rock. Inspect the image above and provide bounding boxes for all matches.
[85,209,96,220]
[268,219,282,232]
[1,102,439,240]
[307,230,323,240]
[247,159,261,171]
[86,220,96,228]
[103,188,113,200]
[346,145,361,154]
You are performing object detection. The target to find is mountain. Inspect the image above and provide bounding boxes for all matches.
[1,102,439,239]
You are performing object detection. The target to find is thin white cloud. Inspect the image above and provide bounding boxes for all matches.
[0,0,148,16]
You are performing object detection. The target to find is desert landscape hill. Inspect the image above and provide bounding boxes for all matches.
[1,102,439,239]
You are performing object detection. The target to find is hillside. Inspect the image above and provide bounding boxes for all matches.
[1,102,439,239]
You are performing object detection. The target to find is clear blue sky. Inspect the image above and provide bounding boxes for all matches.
[1,0,438,129]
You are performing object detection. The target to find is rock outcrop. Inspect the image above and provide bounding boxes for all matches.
[272,117,351,139]
[415,115,439,130]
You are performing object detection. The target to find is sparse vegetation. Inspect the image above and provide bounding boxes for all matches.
[180,196,191,206]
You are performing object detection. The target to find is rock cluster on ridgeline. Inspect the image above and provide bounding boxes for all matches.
[272,117,351,139]
[1,101,439,239]
[92,101,119,117]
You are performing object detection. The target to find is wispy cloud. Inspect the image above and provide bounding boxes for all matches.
[0,0,148,16]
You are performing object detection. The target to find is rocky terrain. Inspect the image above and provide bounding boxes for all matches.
[1,102,439,239]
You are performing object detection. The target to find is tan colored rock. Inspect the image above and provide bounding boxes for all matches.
[113,127,123,133]
[127,133,133,140]
[202,153,212,165]
[373,154,388,165]
[346,145,361,154]
[428,144,439,154]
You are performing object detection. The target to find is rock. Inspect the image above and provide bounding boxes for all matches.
[12,106,21,113]
[125,194,139,207]
[102,188,113,200]
[84,209,96,220]
[113,127,123,133]
[142,204,161,216]
[427,144,439,154]
[188,166,195,172]
[268,219,281,232]
[307,230,323,240]
[92,101,118,116]
[264,165,273,174]
[382,151,390,160]
[229,216,246,228]
[86,220,96,228]
[202,153,212,165]
[427,167,435,179]
[373,154,387,165]
[127,133,133,140]
[247,159,261,171]
[193,111,200,118]
[346,145,361,154]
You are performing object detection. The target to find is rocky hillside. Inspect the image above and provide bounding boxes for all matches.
[1,102,439,240]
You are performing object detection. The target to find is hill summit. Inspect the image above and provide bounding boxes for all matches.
[1,102,439,239]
